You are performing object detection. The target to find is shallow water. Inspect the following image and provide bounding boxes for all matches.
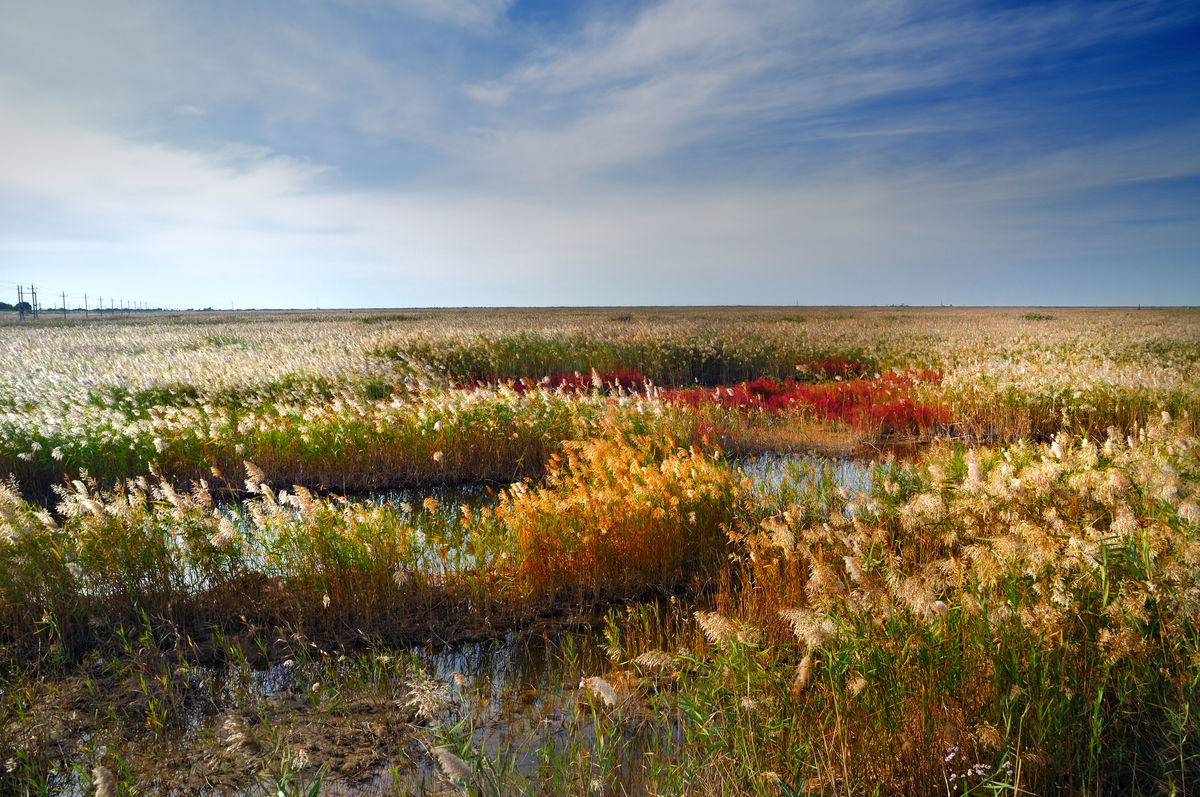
[29,454,887,794]
[37,627,615,795]
[370,480,503,509]
[734,451,875,493]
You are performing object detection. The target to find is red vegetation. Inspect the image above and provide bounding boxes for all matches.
[454,362,947,437]
[663,371,948,435]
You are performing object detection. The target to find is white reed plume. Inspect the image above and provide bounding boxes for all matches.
[634,650,678,673]
[432,746,473,783]
[791,652,814,697]
[843,555,864,584]
[695,611,758,649]
[580,675,619,707]
[243,460,267,493]
[92,766,116,797]
[208,514,237,547]
[779,608,835,649]
[404,667,449,722]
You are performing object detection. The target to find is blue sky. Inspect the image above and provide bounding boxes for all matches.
[0,0,1197,308]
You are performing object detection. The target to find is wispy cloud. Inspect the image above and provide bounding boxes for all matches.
[377,0,514,26]
[457,0,1200,184]
[0,0,1196,306]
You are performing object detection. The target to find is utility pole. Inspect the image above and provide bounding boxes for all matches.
[62,291,67,321]
[17,286,24,321]
[84,294,89,320]
[30,285,38,319]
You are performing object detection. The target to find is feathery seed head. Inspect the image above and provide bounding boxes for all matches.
[432,746,473,782]
[92,766,116,797]
[580,675,619,707]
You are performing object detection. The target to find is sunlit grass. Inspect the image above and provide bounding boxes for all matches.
[570,419,1200,795]
[2,307,1198,794]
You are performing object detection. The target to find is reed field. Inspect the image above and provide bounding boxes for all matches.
[0,306,1197,795]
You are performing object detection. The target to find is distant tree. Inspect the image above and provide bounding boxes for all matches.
[0,302,12,311]
[12,302,31,313]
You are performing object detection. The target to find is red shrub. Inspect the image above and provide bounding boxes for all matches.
[662,371,948,436]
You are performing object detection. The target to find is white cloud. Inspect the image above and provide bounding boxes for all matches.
[0,0,1196,306]
[380,0,513,26]
[0,92,352,263]
[452,0,1200,186]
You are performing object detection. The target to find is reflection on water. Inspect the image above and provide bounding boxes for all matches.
[385,630,613,793]
[37,454,902,794]
[369,480,502,511]
[44,628,615,795]
[734,452,875,494]
[214,481,505,579]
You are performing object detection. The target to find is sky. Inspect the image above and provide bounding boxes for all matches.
[0,0,1197,308]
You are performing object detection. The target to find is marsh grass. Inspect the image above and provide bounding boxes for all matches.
[0,418,733,666]
[4,308,1198,502]
[3,424,1198,794]
[937,377,1200,444]
[1,386,658,506]
[490,425,740,605]
[568,420,1200,795]
[381,330,879,387]
[3,308,1199,794]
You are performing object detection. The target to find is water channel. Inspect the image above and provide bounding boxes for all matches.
[21,453,882,795]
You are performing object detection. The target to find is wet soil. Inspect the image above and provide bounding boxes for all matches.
[2,453,894,794]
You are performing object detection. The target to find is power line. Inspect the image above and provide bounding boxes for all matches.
[8,282,165,321]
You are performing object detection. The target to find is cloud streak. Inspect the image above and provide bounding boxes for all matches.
[0,0,1197,307]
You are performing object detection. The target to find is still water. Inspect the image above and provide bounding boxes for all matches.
[42,454,880,794]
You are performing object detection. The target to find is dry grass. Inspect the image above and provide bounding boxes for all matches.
[595,418,1200,795]
[1,307,1197,794]
[3,307,1197,500]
